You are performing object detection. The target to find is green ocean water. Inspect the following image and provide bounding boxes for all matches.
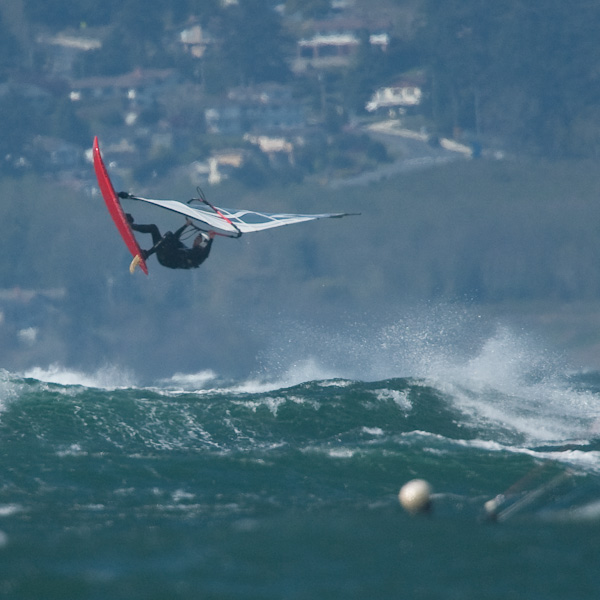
[1,325,600,599]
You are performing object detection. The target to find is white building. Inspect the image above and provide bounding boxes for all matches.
[366,85,422,113]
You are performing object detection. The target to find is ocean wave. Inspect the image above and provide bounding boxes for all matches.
[19,364,137,390]
[3,310,600,455]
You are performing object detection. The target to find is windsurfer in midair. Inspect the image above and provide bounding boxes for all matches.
[125,213,215,270]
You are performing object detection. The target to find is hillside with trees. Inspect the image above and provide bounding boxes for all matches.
[2,0,600,377]
[0,0,599,161]
[421,0,600,157]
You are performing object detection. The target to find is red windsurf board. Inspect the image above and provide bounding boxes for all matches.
[92,136,148,274]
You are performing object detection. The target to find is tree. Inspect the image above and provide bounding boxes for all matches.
[47,98,91,146]
[284,0,330,18]
[0,91,35,162]
[205,0,292,88]
[74,29,134,76]
[343,30,389,114]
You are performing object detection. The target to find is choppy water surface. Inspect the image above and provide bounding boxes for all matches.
[1,324,600,599]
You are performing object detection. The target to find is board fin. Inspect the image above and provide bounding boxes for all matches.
[129,254,142,274]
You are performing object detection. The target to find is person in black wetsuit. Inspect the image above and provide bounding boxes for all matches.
[126,214,215,270]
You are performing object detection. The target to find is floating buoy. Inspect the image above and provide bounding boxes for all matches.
[483,495,504,521]
[398,479,432,515]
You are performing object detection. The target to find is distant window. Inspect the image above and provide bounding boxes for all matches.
[319,45,338,57]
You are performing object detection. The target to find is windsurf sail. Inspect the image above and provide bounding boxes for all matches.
[120,192,358,236]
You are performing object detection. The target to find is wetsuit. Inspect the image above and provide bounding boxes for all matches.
[132,222,213,270]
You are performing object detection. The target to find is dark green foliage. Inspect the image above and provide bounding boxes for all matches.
[203,0,293,89]
[0,92,31,162]
[365,138,390,163]
[0,90,90,164]
[132,149,179,182]
[233,152,270,189]
[419,0,600,156]
[343,31,390,114]
[47,99,91,146]
[23,0,217,28]
[284,0,330,18]
[24,0,121,27]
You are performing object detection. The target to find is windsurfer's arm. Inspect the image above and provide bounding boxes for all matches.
[173,221,191,240]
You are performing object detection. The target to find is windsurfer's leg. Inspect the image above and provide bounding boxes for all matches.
[131,223,162,246]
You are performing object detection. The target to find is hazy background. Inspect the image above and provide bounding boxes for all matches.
[2,0,600,381]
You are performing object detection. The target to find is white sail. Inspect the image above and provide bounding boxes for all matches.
[128,195,356,235]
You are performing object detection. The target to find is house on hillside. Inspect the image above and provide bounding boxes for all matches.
[366,84,422,114]
[244,134,295,166]
[178,21,213,58]
[37,32,102,77]
[187,149,246,186]
[69,68,178,106]
[292,17,390,72]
